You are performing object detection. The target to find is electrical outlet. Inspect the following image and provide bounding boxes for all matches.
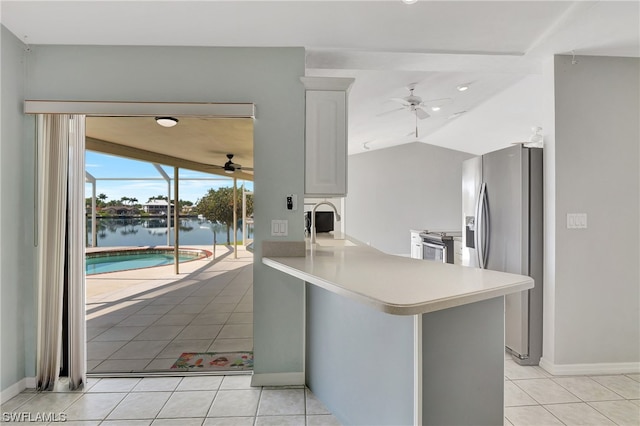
[567,213,587,229]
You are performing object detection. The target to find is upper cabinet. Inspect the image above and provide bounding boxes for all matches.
[301,77,355,197]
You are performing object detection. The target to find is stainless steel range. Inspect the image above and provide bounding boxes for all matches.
[419,231,462,264]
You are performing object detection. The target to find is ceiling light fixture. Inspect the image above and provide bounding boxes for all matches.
[402,0,418,4]
[155,117,179,127]
[431,106,441,112]
[456,84,469,92]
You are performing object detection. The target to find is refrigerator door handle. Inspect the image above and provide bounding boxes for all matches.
[476,182,488,269]
[481,183,490,269]
[473,184,484,268]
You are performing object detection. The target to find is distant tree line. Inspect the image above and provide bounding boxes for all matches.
[195,185,253,243]
[86,194,194,213]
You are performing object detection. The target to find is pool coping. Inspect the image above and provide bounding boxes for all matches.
[86,246,214,275]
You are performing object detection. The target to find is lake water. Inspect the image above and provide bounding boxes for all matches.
[87,217,252,247]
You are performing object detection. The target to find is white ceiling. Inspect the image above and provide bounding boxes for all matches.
[2,1,639,155]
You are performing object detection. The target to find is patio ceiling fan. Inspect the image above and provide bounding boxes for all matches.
[211,154,253,174]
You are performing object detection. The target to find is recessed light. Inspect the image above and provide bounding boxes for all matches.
[155,117,178,127]
[431,106,441,112]
[456,84,469,92]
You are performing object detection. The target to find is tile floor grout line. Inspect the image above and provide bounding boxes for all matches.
[585,399,626,426]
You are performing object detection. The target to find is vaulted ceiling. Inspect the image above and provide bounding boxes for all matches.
[2,1,638,156]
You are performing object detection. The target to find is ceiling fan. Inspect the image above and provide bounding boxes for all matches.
[380,84,451,138]
[211,153,253,174]
[388,84,432,121]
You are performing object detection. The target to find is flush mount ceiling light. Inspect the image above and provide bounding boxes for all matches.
[155,117,178,127]
[431,106,441,112]
[456,84,470,92]
[402,0,418,4]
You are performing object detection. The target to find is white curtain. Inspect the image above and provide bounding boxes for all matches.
[67,115,87,390]
[36,114,86,391]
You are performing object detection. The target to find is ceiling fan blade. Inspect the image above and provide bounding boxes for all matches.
[376,107,405,117]
[390,97,409,105]
[415,107,430,120]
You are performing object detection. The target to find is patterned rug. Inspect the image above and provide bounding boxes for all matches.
[171,352,253,371]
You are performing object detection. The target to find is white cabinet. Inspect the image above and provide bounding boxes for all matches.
[301,77,354,197]
[410,230,423,259]
[453,239,463,265]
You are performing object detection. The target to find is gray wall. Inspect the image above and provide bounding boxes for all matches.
[1,42,307,394]
[550,55,639,366]
[0,26,37,393]
[347,142,473,255]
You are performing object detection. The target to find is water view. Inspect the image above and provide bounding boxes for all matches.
[87,217,253,247]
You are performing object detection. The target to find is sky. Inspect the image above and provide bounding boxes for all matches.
[85,151,254,205]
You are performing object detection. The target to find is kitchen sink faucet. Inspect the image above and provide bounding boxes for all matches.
[310,201,341,244]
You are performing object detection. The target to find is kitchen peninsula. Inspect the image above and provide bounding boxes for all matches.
[262,235,533,426]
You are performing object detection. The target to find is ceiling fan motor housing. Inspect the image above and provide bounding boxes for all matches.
[405,95,422,106]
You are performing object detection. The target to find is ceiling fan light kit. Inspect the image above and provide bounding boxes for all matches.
[155,117,179,127]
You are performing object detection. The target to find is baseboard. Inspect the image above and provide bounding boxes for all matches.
[250,372,305,387]
[540,357,640,376]
[1,377,35,404]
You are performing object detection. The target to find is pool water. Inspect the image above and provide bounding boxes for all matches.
[86,250,204,275]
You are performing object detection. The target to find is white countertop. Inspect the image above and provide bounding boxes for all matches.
[262,235,533,315]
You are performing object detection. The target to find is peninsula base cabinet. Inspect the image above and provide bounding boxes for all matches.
[306,284,505,426]
[301,77,354,197]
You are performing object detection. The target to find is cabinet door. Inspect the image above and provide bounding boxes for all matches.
[305,90,347,196]
[411,243,423,260]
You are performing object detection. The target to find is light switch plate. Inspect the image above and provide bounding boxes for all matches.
[567,213,587,229]
[271,219,288,236]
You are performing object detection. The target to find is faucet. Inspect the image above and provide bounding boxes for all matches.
[310,201,341,244]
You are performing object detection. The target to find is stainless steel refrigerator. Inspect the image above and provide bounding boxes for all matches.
[462,145,543,366]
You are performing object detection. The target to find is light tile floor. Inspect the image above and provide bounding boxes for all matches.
[86,246,254,373]
[504,353,640,426]
[3,361,638,425]
[1,375,341,426]
[2,353,639,425]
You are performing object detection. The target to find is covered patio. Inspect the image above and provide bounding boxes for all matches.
[86,245,253,374]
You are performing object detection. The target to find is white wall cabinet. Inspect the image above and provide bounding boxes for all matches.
[301,77,354,197]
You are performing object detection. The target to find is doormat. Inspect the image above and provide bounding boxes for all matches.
[171,352,253,371]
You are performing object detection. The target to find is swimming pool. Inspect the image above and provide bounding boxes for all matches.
[86,248,209,275]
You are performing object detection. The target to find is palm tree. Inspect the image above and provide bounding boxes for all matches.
[97,193,108,207]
